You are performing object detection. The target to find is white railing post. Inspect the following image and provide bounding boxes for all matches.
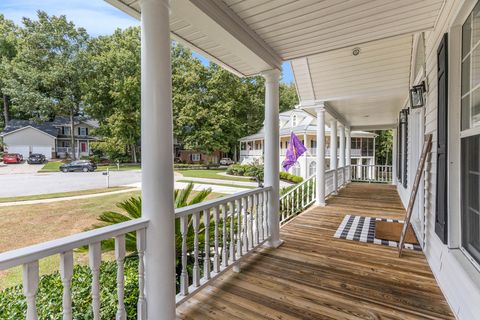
[89,242,101,320]
[136,228,147,320]
[23,261,39,320]
[330,120,338,194]
[346,128,351,182]
[339,124,345,186]
[115,235,127,320]
[140,0,175,318]
[316,105,326,206]
[263,69,282,248]
[60,251,73,320]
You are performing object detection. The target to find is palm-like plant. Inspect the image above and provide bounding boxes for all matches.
[84,182,212,253]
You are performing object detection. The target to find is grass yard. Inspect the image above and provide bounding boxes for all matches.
[177,179,255,189]
[0,189,222,289]
[39,161,63,172]
[177,169,252,181]
[0,186,131,203]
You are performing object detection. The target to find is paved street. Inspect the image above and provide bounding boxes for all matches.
[0,170,142,197]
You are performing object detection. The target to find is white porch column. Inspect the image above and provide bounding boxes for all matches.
[339,124,345,186]
[330,120,338,193]
[140,0,175,319]
[392,128,398,185]
[263,69,282,248]
[315,106,326,206]
[346,129,351,182]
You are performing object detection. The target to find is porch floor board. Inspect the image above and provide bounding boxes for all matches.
[176,183,454,320]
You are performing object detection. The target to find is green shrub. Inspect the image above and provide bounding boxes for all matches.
[228,164,302,184]
[0,257,139,319]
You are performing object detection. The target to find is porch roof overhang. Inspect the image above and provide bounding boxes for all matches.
[106,0,445,127]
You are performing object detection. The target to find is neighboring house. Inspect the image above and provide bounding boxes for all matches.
[177,149,224,164]
[0,117,99,159]
[239,108,377,178]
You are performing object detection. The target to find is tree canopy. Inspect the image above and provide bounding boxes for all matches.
[0,12,299,161]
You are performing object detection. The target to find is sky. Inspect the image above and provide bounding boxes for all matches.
[0,0,294,83]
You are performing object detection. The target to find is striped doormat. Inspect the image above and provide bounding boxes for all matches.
[334,215,422,251]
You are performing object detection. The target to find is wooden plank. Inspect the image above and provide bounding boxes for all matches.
[398,134,433,256]
[176,182,453,320]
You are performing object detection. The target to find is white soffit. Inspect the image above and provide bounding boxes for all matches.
[223,0,445,60]
[105,0,281,77]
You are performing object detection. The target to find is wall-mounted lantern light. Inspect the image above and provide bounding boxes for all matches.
[409,81,426,109]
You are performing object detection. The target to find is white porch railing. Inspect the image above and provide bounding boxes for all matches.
[56,147,72,153]
[280,166,350,224]
[175,187,271,305]
[240,149,263,156]
[351,164,393,183]
[0,187,272,319]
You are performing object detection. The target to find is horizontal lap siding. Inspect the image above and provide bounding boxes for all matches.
[423,1,480,319]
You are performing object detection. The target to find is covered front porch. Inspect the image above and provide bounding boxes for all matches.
[177,183,453,320]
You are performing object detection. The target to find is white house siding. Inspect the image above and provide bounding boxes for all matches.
[3,127,55,158]
[408,1,480,319]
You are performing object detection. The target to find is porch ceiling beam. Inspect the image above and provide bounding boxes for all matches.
[189,0,282,71]
[299,100,350,129]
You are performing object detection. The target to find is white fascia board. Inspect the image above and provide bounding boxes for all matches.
[1,126,57,139]
[351,124,397,131]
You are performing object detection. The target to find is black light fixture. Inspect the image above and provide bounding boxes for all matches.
[409,81,426,109]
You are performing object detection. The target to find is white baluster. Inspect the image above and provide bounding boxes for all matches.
[264,190,270,237]
[221,203,228,268]
[115,235,126,320]
[213,206,220,273]
[258,192,264,241]
[23,261,39,320]
[179,215,189,295]
[248,195,254,249]
[237,199,243,257]
[60,251,73,320]
[203,210,211,280]
[229,202,236,262]
[242,197,248,252]
[192,212,200,287]
[136,228,147,320]
[254,193,259,245]
[89,242,101,320]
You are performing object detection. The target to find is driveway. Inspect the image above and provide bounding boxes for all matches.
[0,162,43,175]
[0,170,142,197]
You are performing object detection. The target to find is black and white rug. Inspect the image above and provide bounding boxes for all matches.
[334,215,422,251]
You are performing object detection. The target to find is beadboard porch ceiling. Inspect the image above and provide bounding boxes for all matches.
[106,0,445,127]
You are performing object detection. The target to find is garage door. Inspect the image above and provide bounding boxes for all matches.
[7,145,30,159]
[32,146,52,159]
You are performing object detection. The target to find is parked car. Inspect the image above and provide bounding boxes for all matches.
[59,160,97,173]
[2,153,22,164]
[27,153,46,164]
[219,157,234,165]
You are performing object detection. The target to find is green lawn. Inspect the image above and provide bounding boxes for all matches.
[177,179,255,189]
[177,169,252,181]
[39,161,141,173]
[0,186,131,203]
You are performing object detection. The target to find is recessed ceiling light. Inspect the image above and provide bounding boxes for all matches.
[364,115,369,118]
[352,47,361,56]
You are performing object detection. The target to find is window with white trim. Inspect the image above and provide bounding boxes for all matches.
[309,161,316,176]
[461,3,480,264]
[191,153,201,162]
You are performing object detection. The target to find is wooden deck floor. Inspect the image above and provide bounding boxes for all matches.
[176,183,454,320]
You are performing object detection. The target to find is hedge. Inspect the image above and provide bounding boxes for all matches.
[0,257,139,319]
[227,164,303,184]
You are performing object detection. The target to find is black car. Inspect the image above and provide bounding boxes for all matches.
[60,160,97,173]
[27,153,46,164]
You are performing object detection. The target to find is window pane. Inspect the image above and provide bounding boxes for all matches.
[473,86,480,127]
[472,45,480,88]
[462,135,480,264]
[474,3,480,46]
[462,55,471,96]
[462,95,471,130]
[463,14,472,57]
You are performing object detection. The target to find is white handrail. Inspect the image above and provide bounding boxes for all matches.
[0,218,149,270]
[351,164,393,183]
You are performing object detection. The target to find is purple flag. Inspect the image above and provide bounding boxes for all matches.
[282,132,307,171]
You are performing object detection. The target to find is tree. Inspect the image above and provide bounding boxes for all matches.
[279,82,298,112]
[82,27,141,162]
[1,12,89,159]
[375,130,393,165]
[0,15,18,129]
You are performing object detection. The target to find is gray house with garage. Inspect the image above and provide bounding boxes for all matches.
[0,117,99,159]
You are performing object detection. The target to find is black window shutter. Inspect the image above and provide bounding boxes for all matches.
[86,128,89,136]
[397,114,403,181]
[435,33,448,244]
